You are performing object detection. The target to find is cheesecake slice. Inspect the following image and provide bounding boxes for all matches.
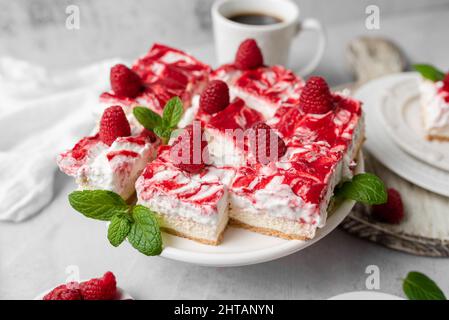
[135,145,234,245]
[211,64,304,118]
[57,106,159,200]
[96,44,210,120]
[419,77,449,141]
[204,98,264,167]
[228,90,364,240]
[178,80,266,167]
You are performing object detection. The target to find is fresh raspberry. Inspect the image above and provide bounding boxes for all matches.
[299,76,334,114]
[43,283,82,300]
[99,106,131,146]
[170,125,209,174]
[80,271,117,300]
[235,39,264,70]
[251,122,287,165]
[372,188,405,224]
[199,80,230,114]
[110,64,143,98]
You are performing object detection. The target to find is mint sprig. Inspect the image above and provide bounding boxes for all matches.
[133,107,162,129]
[108,213,132,247]
[133,96,184,143]
[413,64,445,82]
[68,190,129,221]
[334,173,387,205]
[403,272,446,300]
[162,96,184,128]
[127,205,163,256]
[68,190,163,256]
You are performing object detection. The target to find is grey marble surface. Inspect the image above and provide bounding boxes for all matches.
[1,0,449,300]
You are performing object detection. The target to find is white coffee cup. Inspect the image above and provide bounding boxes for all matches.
[212,0,326,76]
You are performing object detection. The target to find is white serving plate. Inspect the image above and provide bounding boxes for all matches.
[379,72,449,172]
[157,152,364,267]
[354,74,449,197]
[329,291,404,300]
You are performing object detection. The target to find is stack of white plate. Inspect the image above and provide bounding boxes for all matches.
[354,72,449,197]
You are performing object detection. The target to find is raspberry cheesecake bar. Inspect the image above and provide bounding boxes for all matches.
[204,97,265,166]
[180,79,266,166]
[97,44,210,120]
[416,65,449,141]
[228,77,364,240]
[58,44,209,200]
[198,80,265,166]
[58,106,159,200]
[135,126,234,245]
[211,39,304,118]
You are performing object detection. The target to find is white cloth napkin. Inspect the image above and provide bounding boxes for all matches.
[0,57,121,222]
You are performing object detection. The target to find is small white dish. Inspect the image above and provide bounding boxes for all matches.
[329,291,404,300]
[34,285,132,300]
[379,72,449,172]
[355,74,449,197]
[157,152,364,267]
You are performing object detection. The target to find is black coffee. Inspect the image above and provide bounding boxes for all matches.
[228,13,282,26]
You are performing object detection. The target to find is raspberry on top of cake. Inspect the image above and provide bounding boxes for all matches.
[97,44,210,118]
[135,125,234,245]
[211,39,304,118]
[57,106,159,200]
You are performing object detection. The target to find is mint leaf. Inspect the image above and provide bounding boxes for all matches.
[107,213,132,247]
[153,126,173,139]
[127,205,163,256]
[162,96,183,128]
[133,106,162,130]
[413,64,445,82]
[335,173,387,205]
[68,190,129,221]
[403,272,446,300]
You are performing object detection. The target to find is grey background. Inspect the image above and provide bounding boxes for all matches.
[1,0,449,300]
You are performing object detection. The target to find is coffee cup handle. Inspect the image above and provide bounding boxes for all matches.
[295,18,327,76]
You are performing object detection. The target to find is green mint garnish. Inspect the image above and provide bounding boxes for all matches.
[153,126,173,139]
[68,190,129,221]
[413,64,445,82]
[127,205,163,256]
[108,213,132,247]
[403,272,446,300]
[334,173,387,205]
[133,107,162,130]
[162,96,184,128]
[68,190,163,256]
[133,96,184,144]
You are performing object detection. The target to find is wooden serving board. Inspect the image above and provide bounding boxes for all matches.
[340,153,449,257]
